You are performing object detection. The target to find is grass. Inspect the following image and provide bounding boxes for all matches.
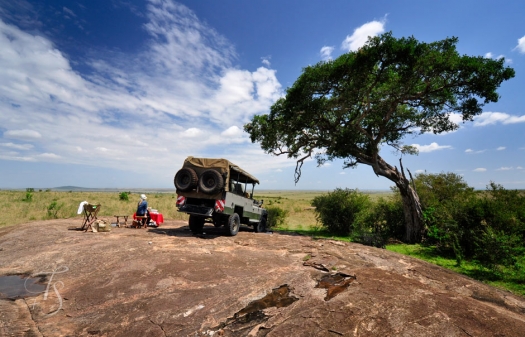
[0,190,188,227]
[386,243,525,297]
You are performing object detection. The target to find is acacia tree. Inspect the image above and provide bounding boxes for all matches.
[244,33,514,243]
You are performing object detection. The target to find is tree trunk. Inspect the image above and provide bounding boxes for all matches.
[395,173,424,243]
[363,155,424,243]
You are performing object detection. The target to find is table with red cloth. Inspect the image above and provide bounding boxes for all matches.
[133,211,164,226]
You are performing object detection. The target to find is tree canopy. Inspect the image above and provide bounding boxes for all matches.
[245,32,514,243]
[245,33,515,183]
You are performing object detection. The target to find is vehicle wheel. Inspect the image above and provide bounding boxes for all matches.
[255,212,267,233]
[188,215,205,234]
[198,169,224,194]
[225,213,240,236]
[174,168,198,191]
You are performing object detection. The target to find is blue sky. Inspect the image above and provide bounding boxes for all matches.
[0,0,524,190]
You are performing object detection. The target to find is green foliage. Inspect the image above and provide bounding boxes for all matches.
[312,188,372,236]
[119,191,130,201]
[403,173,525,270]
[26,188,34,192]
[266,206,288,229]
[23,191,33,202]
[46,200,63,219]
[245,32,514,184]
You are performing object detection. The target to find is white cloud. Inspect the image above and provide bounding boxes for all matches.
[38,153,60,159]
[474,112,525,126]
[341,17,386,52]
[183,128,202,137]
[515,35,525,54]
[485,52,511,64]
[320,46,334,61]
[473,168,487,172]
[221,126,243,137]
[496,167,513,171]
[465,148,485,154]
[339,171,346,175]
[411,142,452,153]
[0,0,283,177]
[261,56,271,67]
[448,113,463,125]
[63,7,76,17]
[415,169,425,174]
[497,146,506,151]
[0,142,33,150]
[4,130,42,140]
[518,166,524,170]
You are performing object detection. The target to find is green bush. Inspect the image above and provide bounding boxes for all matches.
[23,191,33,202]
[312,188,371,236]
[119,192,130,201]
[406,173,525,270]
[266,206,288,228]
[349,196,406,248]
[46,200,63,219]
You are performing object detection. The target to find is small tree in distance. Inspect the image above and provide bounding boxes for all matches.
[245,32,514,243]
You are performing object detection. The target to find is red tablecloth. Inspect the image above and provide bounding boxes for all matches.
[133,212,164,226]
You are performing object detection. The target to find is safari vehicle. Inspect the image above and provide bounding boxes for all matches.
[174,156,267,236]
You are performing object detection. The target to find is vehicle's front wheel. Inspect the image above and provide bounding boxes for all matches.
[255,212,268,233]
[189,215,205,234]
[225,213,240,236]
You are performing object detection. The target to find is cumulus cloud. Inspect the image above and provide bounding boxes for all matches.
[473,168,487,172]
[411,142,452,153]
[496,167,513,171]
[515,35,525,54]
[320,46,334,61]
[0,0,283,175]
[474,112,525,126]
[497,146,506,151]
[341,16,386,52]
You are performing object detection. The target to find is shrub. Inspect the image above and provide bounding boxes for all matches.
[266,206,288,229]
[23,191,33,202]
[351,196,405,248]
[47,200,63,219]
[312,188,371,236]
[119,192,130,201]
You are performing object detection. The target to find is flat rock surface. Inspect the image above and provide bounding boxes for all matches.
[1,219,525,336]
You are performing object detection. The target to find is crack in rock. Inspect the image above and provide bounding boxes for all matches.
[209,284,298,336]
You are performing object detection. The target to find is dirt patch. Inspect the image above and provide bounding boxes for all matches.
[1,219,524,336]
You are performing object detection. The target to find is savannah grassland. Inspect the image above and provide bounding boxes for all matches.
[0,189,392,229]
[1,189,523,296]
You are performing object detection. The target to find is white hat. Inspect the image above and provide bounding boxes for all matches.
[141,194,147,199]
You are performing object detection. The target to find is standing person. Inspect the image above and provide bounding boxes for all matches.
[136,194,150,226]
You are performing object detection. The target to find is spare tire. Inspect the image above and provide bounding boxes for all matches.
[174,168,198,191]
[198,169,224,194]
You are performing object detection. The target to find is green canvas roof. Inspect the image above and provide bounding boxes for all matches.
[183,156,260,184]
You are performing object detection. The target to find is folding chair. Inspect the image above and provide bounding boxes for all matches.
[81,204,101,232]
